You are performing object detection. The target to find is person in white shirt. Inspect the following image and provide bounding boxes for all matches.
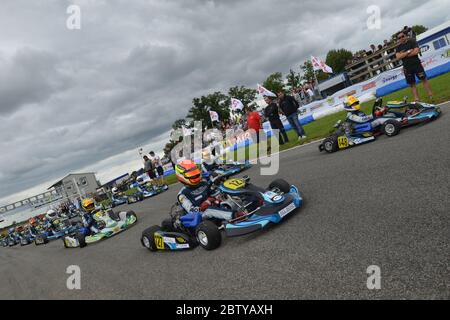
[149,151,166,186]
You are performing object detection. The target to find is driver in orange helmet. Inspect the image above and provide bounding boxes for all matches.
[175,160,235,220]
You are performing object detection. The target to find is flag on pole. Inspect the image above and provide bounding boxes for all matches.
[182,126,192,137]
[311,56,333,73]
[231,98,244,111]
[257,84,277,97]
[209,110,219,123]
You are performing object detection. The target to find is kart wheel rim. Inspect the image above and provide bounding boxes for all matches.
[142,236,151,248]
[385,124,395,135]
[197,231,208,246]
[324,141,333,151]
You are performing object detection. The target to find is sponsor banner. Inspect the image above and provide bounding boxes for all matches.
[376,47,450,96]
[163,163,175,176]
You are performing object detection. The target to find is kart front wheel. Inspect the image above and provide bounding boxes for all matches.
[323,138,338,153]
[76,233,87,248]
[141,225,161,251]
[196,221,222,251]
[269,179,291,194]
[382,120,401,137]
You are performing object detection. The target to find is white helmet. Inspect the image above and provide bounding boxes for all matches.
[46,209,57,219]
[112,187,118,194]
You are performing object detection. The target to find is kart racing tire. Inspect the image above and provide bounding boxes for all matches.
[196,221,222,251]
[269,179,291,194]
[141,225,161,251]
[76,233,87,248]
[126,210,137,220]
[323,137,338,153]
[382,120,401,137]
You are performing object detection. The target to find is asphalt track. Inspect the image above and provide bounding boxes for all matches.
[1,102,449,300]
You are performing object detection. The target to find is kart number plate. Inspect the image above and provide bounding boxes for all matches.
[279,203,296,218]
[223,179,245,190]
[154,234,165,250]
[337,136,349,149]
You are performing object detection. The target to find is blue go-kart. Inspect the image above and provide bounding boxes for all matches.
[141,176,302,251]
[34,220,83,245]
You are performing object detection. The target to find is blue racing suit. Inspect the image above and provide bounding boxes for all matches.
[177,181,233,221]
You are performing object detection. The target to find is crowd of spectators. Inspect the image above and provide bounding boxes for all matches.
[346,26,418,79]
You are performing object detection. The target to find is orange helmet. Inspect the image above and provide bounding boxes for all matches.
[175,160,202,186]
[28,218,37,226]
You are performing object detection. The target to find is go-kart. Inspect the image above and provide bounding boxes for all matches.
[5,234,19,247]
[371,97,441,135]
[319,119,376,153]
[34,219,82,245]
[202,161,251,180]
[128,182,168,200]
[140,176,302,251]
[110,194,128,208]
[19,230,36,246]
[62,210,137,248]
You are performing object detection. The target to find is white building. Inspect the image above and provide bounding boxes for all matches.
[48,172,100,199]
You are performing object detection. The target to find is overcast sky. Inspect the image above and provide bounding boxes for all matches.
[0,0,448,205]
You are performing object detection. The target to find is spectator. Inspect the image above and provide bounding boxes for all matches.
[395,31,433,102]
[245,106,262,144]
[149,151,166,186]
[263,95,289,145]
[143,155,156,185]
[277,90,306,140]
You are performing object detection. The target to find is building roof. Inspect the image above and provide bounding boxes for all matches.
[47,172,97,190]
[417,20,450,44]
[100,173,130,188]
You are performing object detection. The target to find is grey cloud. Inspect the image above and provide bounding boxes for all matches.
[0,0,447,202]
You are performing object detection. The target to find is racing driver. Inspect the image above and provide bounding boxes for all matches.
[175,160,243,221]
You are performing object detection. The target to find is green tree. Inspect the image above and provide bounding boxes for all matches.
[325,49,353,74]
[187,91,230,129]
[301,61,315,83]
[285,69,301,89]
[228,86,257,106]
[262,72,284,94]
[411,25,428,36]
[163,139,180,159]
[171,118,186,130]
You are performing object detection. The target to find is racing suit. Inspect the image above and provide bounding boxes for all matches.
[81,212,100,234]
[177,181,233,221]
[346,110,373,124]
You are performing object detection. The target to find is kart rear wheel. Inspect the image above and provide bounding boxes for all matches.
[125,211,137,222]
[195,221,222,251]
[323,138,338,153]
[269,179,291,194]
[382,120,401,137]
[141,225,161,251]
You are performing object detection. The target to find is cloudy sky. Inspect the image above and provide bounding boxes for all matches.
[0,0,448,205]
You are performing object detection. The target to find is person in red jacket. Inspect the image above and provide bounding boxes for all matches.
[245,106,262,144]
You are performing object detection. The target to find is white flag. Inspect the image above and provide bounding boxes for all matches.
[311,56,333,73]
[209,110,219,123]
[231,98,244,111]
[182,126,192,137]
[257,84,277,97]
